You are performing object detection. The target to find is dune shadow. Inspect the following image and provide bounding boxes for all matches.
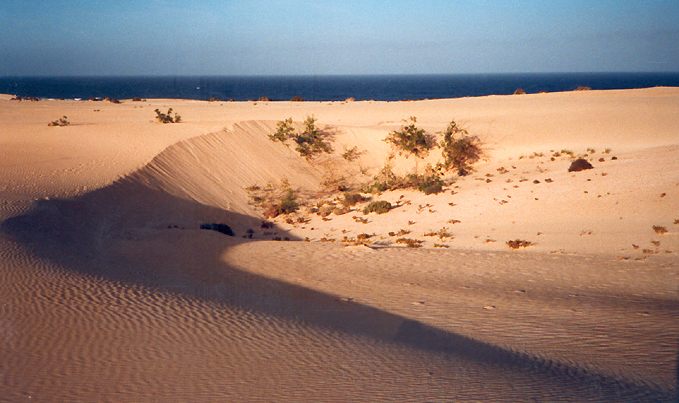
[1,177,674,401]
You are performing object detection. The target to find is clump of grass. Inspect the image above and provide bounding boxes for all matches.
[415,172,444,195]
[154,108,181,123]
[506,239,534,249]
[48,116,70,127]
[652,225,668,235]
[440,120,482,176]
[396,238,424,248]
[269,116,333,159]
[363,200,392,214]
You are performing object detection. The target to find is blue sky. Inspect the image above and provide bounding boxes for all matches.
[1,0,678,75]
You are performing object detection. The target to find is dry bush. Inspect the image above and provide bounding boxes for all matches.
[154,108,181,123]
[396,238,424,248]
[342,192,370,207]
[48,116,70,127]
[652,225,668,235]
[363,200,392,214]
[290,96,304,102]
[575,86,592,91]
[440,120,482,176]
[513,88,526,95]
[506,239,534,249]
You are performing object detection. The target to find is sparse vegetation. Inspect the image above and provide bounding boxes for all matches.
[568,158,593,172]
[440,120,482,176]
[269,116,333,159]
[513,88,526,95]
[652,225,668,235]
[396,238,424,248]
[506,239,534,249]
[154,108,181,123]
[363,200,392,214]
[48,116,70,127]
[341,146,364,162]
[290,96,304,102]
[575,86,592,91]
[342,192,370,207]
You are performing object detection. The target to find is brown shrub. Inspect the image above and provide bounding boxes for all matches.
[568,158,593,172]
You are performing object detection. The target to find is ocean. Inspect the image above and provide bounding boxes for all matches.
[2,73,679,101]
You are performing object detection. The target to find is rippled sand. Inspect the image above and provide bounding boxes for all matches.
[1,89,678,401]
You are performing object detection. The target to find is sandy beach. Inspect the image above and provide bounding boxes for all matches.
[1,88,678,401]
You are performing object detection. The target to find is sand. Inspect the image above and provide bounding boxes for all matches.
[0,88,678,401]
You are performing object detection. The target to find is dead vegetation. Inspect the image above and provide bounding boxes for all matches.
[48,116,70,127]
[506,239,534,249]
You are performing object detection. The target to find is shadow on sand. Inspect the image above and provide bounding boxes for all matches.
[1,177,673,401]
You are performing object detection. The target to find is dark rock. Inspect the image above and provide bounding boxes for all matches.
[568,158,594,172]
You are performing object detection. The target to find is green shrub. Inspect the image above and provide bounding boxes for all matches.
[279,189,299,214]
[363,200,392,214]
[415,174,444,194]
[440,120,481,176]
[154,108,181,123]
[269,116,333,159]
[385,116,437,173]
[341,146,363,162]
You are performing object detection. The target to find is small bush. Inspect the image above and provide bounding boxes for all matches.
[440,120,482,176]
[269,116,333,159]
[341,146,363,162]
[290,96,304,102]
[258,96,270,101]
[154,108,181,123]
[48,116,70,127]
[279,189,299,214]
[506,239,534,249]
[363,200,392,214]
[343,192,370,207]
[396,238,423,248]
[415,173,444,195]
[513,88,526,95]
[652,225,668,235]
[575,86,592,91]
[385,117,437,174]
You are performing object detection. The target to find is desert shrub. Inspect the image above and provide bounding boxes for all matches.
[48,116,70,127]
[385,116,437,174]
[132,97,144,102]
[575,86,592,91]
[258,96,270,101]
[105,97,121,104]
[363,200,392,214]
[652,225,668,235]
[440,120,482,176]
[343,192,370,207]
[291,96,304,102]
[154,108,181,123]
[513,88,526,95]
[414,173,444,195]
[341,146,363,162]
[506,239,534,249]
[396,238,423,248]
[269,116,333,159]
[279,189,299,214]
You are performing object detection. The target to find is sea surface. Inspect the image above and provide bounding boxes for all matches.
[2,73,679,101]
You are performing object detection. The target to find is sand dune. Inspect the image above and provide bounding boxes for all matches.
[1,88,678,401]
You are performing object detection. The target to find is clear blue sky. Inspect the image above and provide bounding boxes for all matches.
[1,0,678,76]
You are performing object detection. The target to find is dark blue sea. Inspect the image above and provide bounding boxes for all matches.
[1,73,678,101]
